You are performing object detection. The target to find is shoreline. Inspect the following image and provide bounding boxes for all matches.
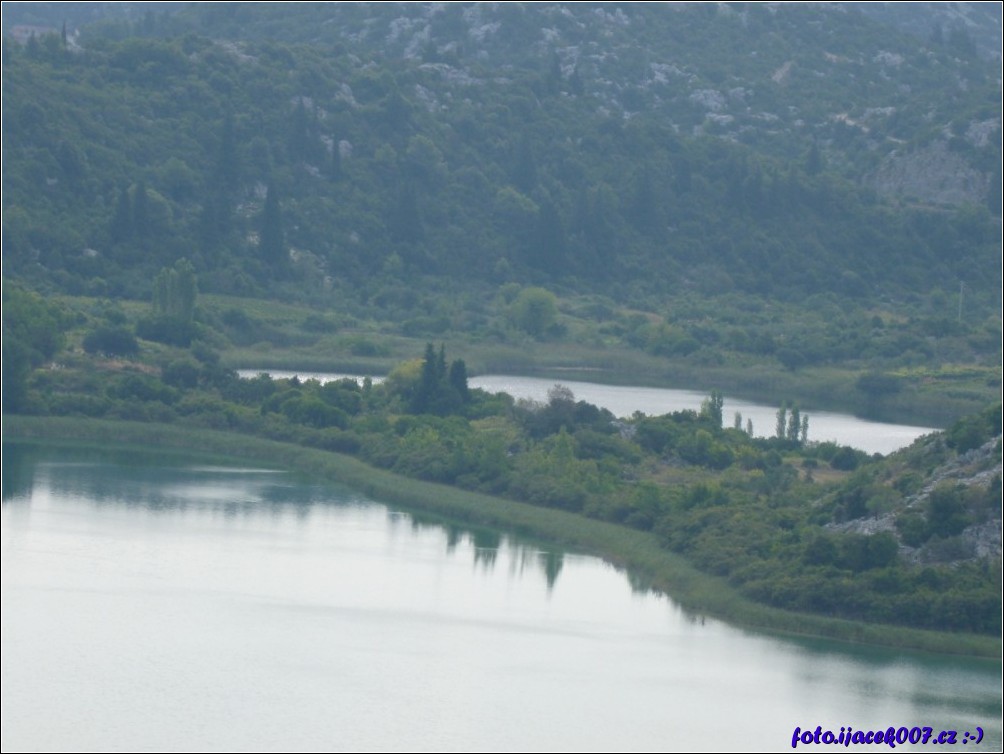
[4,414,999,660]
[222,350,995,430]
[5,413,995,658]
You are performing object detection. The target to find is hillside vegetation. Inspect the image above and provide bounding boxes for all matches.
[3,3,1001,423]
[3,4,1000,304]
[3,289,1001,641]
[2,4,1001,647]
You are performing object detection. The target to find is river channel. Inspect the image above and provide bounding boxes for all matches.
[238,370,937,455]
[2,442,999,752]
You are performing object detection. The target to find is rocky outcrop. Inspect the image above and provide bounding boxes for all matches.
[868,140,990,206]
[827,434,1002,565]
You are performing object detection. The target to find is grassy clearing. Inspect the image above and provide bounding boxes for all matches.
[4,415,999,660]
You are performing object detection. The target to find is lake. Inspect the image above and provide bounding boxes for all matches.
[238,370,937,455]
[2,442,999,752]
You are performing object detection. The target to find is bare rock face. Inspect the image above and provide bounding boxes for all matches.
[869,140,989,206]
[827,434,1002,566]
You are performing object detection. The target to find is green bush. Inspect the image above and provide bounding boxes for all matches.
[83,326,139,357]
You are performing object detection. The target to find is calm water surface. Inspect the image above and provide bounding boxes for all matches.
[2,443,999,752]
[238,371,936,455]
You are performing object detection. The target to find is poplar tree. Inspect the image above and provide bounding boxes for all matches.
[787,405,801,443]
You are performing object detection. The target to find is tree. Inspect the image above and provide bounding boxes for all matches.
[856,372,902,399]
[410,343,468,415]
[289,99,309,162]
[511,134,537,192]
[629,167,660,235]
[787,405,801,442]
[3,288,68,411]
[217,112,240,195]
[325,139,343,181]
[152,258,197,322]
[448,358,469,403]
[390,182,423,244]
[139,259,199,346]
[83,326,139,357]
[533,198,565,273]
[412,342,441,414]
[201,114,240,247]
[927,483,970,537]
[4,286,64,357]
[132,181,149,247]
[2,338,32,412]
[110,185,133,244]
[804,141,822,175]
[700,390,724,428]
[260,183,285,268]
[510,287,558,338]
[776,404,787,440]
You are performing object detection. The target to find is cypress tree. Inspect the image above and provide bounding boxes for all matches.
[449,359,469,403]
[260,183,285,268]
[132,182,149,248]
[110,186,133,244]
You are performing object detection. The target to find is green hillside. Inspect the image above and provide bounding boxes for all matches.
[2,4,1001,648]
[3,3,1000,306]
[2,3,1000,419]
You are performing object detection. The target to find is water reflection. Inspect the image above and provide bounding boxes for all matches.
[1,442,34,502]
[4,441,571,589]
[3,441,1000,753]
[541,549,564,589]
[404,506,565,585]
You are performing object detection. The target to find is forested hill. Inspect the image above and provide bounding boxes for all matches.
[2,5,1001,641]
[2,2,1000,314]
